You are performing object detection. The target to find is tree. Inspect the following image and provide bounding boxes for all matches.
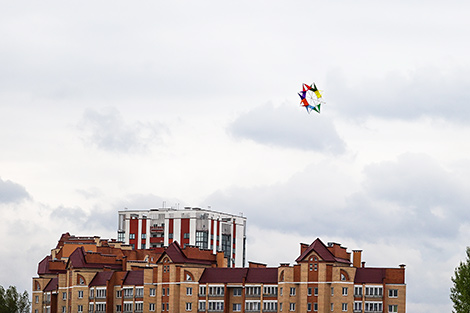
[0,285,30,313]
[451,247,470,313]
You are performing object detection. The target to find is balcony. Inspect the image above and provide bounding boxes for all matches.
[150,226,164,232]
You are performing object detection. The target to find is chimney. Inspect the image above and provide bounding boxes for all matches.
[352,250,362,268]
[399,264,406,268]
[361,261,366,268]
[121,256,128,271]
[216,251,227,268]
[300,243,309,255]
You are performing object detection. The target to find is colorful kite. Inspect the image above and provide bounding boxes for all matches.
[298,83,325,114]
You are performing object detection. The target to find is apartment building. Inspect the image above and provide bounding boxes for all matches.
[117,207,246,267]
[32,233,406,313]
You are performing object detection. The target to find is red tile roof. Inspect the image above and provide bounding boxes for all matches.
[199,268,278,284]
[43,277,58,292]
[67,247,122,270]
[246,268,278,284]
[354,268,385,284]
[295,238,351,264]
[157,241,214,265]
[123,270,144,286]
[89,271,114,287]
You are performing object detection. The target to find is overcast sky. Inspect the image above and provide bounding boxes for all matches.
[1,1,470,312]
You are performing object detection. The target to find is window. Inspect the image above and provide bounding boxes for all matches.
[129,233,135,239]
[314,303,318,311]
[233,303,242,311]
[310,263,313,271]
[96,303,106,313]
[263,301,277,312]
[365,286,383,297]
[208,300,224,311]
[187,287,193,296]
[246,301,261,312]
[89,304,93,313]
[141,243,146,249]
[388,305,398,313]
[389,289,398,298]
[96,288,106,298]
[354,302,362,312]
[342,303,348,311]
[123,288,133,298]
[135,302,143,312]
[246,286,261,296]
[342,287,348,296]
[135,287,144,297]
[331,287,334,296]
[280,287,283,296]
[167,288,170,296]
[263,286,277,295]
[365,302,383,312]
[150,288,156,297]
[289,287,296,296]
[142,233,146,239]
[331,303,334,311]
[196,231,208,250]
[308,303,312,311]
[62,292,66,300]
[116,290,122,298]
[78,290,83,299]
[186,302,192,311]
[149,303,155,311]
[341,273,346,281]
[208,286,224,296]
[62,307,66,313]
[233,288,242,296]
[184,233,190,239]
[123,303,133,313]
[279,303,283,312]
[162,287,166,296]
[354,286,362,297]
[308,287,312,296]
[78,305,83,313]
[198,301,206,312]
[116,304,122,312]
[199,286,206,296]
[35,296,38,303]
[90,289,94,299]
[118,231,125,242]
[314,287,318,296]
[289,303,296,311]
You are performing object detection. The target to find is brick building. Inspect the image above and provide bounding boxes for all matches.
[117,207,246,267]
[32,233,406,313]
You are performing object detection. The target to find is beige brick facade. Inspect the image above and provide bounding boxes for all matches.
[32,234,406,313]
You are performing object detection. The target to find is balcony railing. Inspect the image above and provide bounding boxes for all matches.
[150,226,164,232]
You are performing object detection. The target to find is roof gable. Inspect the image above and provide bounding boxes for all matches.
[295,238,336,263]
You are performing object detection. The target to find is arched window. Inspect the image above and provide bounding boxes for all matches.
[77,274,86,285]
[184,271,194,281]
[279,270,284,282]
[340,270,349,281]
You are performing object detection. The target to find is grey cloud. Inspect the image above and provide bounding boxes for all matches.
[229,103,346,154]
[50,205,88,225]
[331,67,470,122]
[78,107,168,153]
[0,177,31,204]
